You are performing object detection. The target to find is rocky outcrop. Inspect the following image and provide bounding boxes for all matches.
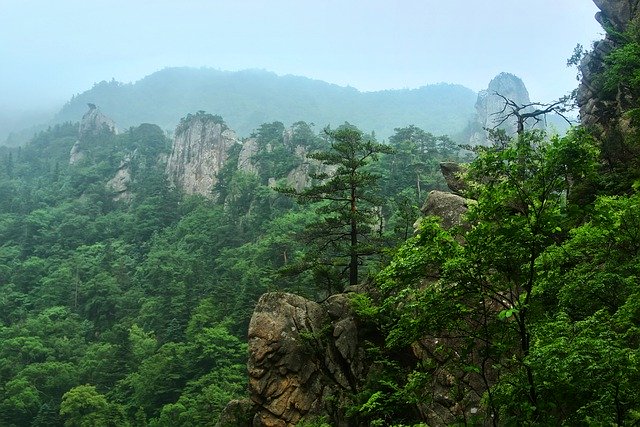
[78,103,117,138]
[236,124,320,191]
[238,138,259,175]
[246,289,485,426]
[414,190,470,231]
[469,73,534,145]
[70,104,118,165]
[166,114,239,196]
[439,162,468,196]
[577,1,640,130]
[247,292,364,426]
[106,155,133,202]
[286,145,312,192]
[593,0,640,30]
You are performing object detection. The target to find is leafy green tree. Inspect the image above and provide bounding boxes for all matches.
[279,125,392,290]
[373,129,600,424]
[59,385,127,427]
[383,125,460,201]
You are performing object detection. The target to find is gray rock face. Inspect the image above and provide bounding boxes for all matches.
[286,145,312,192]
[78,103,117,138]
[106,155,133,202]
[593,0,640,30]
[469,73,533,146]
[415,190,470,230]
[246,289,483,426]
[70,104,118,165]
[247,292,363,427]
[166,117,239,196]
[238,138,259,175]
[578,1,640,130]
[69,141,85,165]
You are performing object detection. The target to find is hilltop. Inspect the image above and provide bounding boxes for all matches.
[53,67,476,140]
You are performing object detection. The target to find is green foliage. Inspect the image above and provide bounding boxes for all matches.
[367,128,635,425]
[278,125,392,291]
[60,385,127,427]
[0,114,475,425]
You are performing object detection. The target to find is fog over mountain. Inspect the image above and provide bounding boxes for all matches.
[0,1,601,142]
[52,67,477,141]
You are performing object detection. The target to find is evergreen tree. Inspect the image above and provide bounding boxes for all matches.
[279,125,392,291]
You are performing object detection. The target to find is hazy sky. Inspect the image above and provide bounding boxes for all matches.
[1,0,602,111]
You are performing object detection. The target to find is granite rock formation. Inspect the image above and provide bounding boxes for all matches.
[106,154,133,202]
[577,0,640,131]
[439,161,468,196]
[69,104,118,165]
[469,73,534,146]
[247,292,364,426]
[415,190,470,231]
[238,138,259,176]
[166,115,239,196]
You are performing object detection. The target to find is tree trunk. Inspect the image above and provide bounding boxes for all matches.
[350,182,358,287]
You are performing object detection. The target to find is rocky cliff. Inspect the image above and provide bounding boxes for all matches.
[246,292,365,426]
[577,0,640,130]
[469,73,534,145]
[69,104,118,165]
[166,113,239,196]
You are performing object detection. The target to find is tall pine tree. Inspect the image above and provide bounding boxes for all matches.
[279,125,392,291]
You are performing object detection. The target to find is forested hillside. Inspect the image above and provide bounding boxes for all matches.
[54,68,476,141]
[2,2,640,426]
[0,106,464,425]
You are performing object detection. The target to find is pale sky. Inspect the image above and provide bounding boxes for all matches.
[0,0,603,111]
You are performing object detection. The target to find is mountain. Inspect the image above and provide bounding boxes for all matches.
[54,67,477,140]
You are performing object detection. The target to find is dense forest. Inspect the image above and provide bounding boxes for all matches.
[2,3,640,427]
[0,111,466,425]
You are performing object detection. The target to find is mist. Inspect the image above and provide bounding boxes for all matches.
[0,0,602,140]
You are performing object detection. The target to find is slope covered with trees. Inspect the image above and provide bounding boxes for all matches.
[54,68,476,141]
[0,107,464,425]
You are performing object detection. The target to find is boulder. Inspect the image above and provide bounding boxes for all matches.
[247,292,363,427]
[415,190,470,230]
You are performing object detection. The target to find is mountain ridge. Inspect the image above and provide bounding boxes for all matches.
[52,67,477,141]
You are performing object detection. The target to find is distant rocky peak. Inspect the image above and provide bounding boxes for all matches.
[69,104,118,165]
[487,73,531,102]
[470,73,534,145]
[78,103,117,139]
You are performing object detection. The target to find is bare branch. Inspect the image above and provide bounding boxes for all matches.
[490,92,576,135]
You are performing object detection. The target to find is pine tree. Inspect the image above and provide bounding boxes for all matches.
[279,125,392,291]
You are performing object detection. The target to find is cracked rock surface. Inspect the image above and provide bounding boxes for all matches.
[247,292,362,427]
